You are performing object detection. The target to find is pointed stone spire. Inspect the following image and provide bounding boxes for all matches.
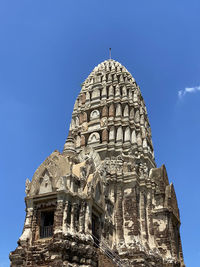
[63,131,76,157]
[66,59,155,164]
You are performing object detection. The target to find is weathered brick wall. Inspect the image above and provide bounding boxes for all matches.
[98,250,117,267]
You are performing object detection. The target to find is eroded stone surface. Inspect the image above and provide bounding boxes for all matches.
[10,59,185,267]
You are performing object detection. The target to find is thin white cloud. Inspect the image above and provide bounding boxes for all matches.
[178,86,200,99]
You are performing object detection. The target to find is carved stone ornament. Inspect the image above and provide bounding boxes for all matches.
[100,117,108,127]
[90,109,100,120]
[25,178,31,195]
[82,122,88,132]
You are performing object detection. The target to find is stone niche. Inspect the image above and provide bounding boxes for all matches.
[88,132,100,144]
[90,109,100,121]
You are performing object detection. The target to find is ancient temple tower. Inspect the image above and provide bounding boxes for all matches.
[10,59,185,267]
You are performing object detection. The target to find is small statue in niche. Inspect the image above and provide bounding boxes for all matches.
[115,84,120,96]
[138,163,148,179]
[100,117,108,127]
[82,122,88,132]
[143,163,149,179]
[57,176,66,191]
[88,132,100,144]
[90,109,100,120]
[122,86,127,97]
[25,178,31,195]
[138,163,144,178]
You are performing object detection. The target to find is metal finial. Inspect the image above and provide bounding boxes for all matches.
[109,48,111,59]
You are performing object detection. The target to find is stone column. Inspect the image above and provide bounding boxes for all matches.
[62,200,70,235]
[66,175,71,190]
[115,185,124,246]
[110,183,115,203]
[54,197,64,235]
[85,201,92,234]
[18,200,34,246]
[132,186,140,236]
[146,188,154,246]
[70,202,75,233]
[79,201,86,233]
[140,189,148,241]
[71,202,78,233]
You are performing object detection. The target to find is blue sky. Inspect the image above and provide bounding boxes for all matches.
[0,1,199,266]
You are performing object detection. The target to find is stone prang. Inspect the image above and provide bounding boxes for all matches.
[10,59,185,267]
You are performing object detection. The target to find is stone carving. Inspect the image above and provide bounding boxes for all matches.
[75,117,79,127]
[81,93,86,104]
[116,126,123,142]
[130,107,134,120]
[25,178,31,195]
[100,117,108,127]
[111,63,115,71]
[108,73,112,81]
[39,171,52,194]
[83,112,87,122]
[114,73,118,81]
[109,126,115,141]
[135,109,140,123]
[141,126,146,138]
[10,59,185,267]
[120,74,124,83]
[137,132,142,146]
[71,118,75,129]
[88,132,100,144]
[128,89,132,101]
[122,85,127,97]
[86,91,90,102]
[81,122,88,132]
[131,130,137,144]
[143,138,148,151]
[56,176,66,191]
[123,104,129,117]
[124,127,130,142]
[115,84,120,97]
[140,114,144,125]
[133,89,138,102]
[108,85,114,97]
[117,65,121,72]
[90,109,100,120]
[116,103,122,117]
[96,73,102,83]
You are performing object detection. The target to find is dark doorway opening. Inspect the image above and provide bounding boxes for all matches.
[92,213,100,247]
[40,210,54,238]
